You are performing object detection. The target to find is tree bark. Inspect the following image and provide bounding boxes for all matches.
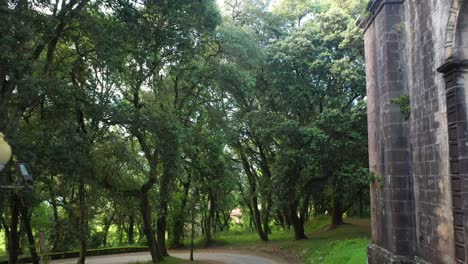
[189,204,195,262]
[156,214,168,256]
[140,191,163,263]
[134,130,163,263]
[239,151,268,241]
[128,215,135,245]
[171,179,190,248]
[8,196,21,264]
[20,203,40,264]
[51,198,62,251]
[203,192,216,246]
[289,204,307,240]
[156,179,170,255]
[252,199,268,241]
[77,175,87,264]
[331,196,344,226]
[261,197,272,235]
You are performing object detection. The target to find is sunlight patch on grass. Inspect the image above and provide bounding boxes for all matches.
[210,216,334,246]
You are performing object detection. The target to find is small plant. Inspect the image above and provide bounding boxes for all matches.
[369,172,383,189]
[393,22,406,33]
[390,94,411,119]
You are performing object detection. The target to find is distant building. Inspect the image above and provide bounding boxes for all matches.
[230,207,243,224]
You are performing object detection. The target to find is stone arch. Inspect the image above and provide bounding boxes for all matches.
[445,0,468,60]
[438,1,468,263]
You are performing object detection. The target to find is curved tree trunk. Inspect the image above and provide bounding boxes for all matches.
[252,200,268,241]
[140,191,163,263]
[240,151,268,241]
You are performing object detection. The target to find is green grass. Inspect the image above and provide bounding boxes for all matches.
[320,239,368,264]
[207,216,333,247]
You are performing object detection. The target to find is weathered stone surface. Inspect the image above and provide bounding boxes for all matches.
[363,0,468,263]
[368,243,430,264]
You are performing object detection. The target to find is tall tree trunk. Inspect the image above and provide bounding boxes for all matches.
[103,223,111,246]
[51,198,61,251]
[331,196,344,226]
[20,203,40,264]
[251,200,268,241]
[134,129,163,262]
[8,195,21,264]
[257,141,273,236]
[128,215,135,245]
[156,180,170,256]
[171,179,190,248]
[300,194,311,225]
[240,151,268,241]
[156,213,168,256]
[140,191,163,263]
[203,192,216,246]
[157,141,177,256]
[261,196,272,235]
[288,204,307,240]
[189,204,195,262]
[77,176,87,264]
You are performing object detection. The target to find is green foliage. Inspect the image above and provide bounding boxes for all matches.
[390,94,411,119]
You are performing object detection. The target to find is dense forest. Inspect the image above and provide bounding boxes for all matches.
[0,0,369,263]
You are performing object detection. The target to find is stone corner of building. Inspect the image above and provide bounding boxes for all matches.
[367,243,429,264]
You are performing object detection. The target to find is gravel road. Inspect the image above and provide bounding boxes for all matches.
[47,250,284,264]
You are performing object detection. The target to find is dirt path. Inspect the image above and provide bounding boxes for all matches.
[47,249,291,264]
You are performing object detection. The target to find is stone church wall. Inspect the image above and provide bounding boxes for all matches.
[363,0,468,263]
